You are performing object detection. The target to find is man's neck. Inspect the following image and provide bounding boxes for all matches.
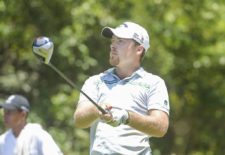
[12,121,27,137]
[115,65,140,79]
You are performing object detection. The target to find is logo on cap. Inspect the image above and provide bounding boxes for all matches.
[6,95,16,104]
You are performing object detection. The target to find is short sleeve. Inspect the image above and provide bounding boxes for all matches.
[147,79,170,115]
[78,76,100,105]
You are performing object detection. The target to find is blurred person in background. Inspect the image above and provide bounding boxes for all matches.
[0,94,63,155]
[74,21,170,155]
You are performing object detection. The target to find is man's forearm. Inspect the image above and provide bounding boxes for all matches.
[127,110,169,137]
[74,104,99,128]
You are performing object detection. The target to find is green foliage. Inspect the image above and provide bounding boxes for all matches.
[0,0,225,154]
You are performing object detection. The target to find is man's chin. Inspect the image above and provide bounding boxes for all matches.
[4,123,10,128]
[109,59,119,66]
[109,55,119,65]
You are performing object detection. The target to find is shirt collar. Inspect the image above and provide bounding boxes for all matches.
[105,67,146,79]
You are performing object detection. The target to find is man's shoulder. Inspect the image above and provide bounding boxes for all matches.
[23,123,45,135]
[140,69,165,83]
[25,123,42,130]
[23,123,50,139]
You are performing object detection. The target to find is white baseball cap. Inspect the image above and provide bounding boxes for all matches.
[101,21,150,52]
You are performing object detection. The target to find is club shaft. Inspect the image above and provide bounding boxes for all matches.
[48,63,107,114]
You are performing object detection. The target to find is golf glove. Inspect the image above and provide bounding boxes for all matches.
[107,107,129,127]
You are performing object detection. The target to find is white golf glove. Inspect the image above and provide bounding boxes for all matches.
[107,107,129,127]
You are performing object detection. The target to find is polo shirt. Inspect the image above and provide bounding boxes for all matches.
[78,67,170,155]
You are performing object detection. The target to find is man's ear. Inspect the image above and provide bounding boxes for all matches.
[21,111,28,118]
[136,46,145,55]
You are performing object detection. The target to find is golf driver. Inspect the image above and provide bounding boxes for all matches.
[32,36,107,114]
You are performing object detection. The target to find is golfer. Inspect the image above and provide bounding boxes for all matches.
[74,21,170,155]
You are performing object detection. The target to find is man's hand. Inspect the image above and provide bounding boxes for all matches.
[99,104,114,123]
[108,107,129,126]
[99,105,129,127]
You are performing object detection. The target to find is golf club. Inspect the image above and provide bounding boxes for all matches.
[32,36,107,114]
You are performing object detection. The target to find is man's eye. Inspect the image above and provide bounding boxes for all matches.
[111,39,116,43]
[111,38,124,44]
[118,39,123,43]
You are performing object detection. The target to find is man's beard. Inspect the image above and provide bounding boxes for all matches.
[109,55,119,66]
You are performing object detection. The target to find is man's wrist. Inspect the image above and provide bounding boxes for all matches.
[123,110,130,125]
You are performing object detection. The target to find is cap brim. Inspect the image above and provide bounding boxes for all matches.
[101,27,114,38]
[0,103,17,110]
[102,26,134,39]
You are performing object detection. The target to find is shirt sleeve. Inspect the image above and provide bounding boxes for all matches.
[78,76,100,105]
[147,78,170,115]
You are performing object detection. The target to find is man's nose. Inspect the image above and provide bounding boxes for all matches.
[110,44,116,51]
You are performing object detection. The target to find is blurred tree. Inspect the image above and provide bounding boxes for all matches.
[0,0,225,154]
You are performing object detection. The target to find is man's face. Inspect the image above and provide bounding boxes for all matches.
[3,109,24,129]
[109,35,139,67]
